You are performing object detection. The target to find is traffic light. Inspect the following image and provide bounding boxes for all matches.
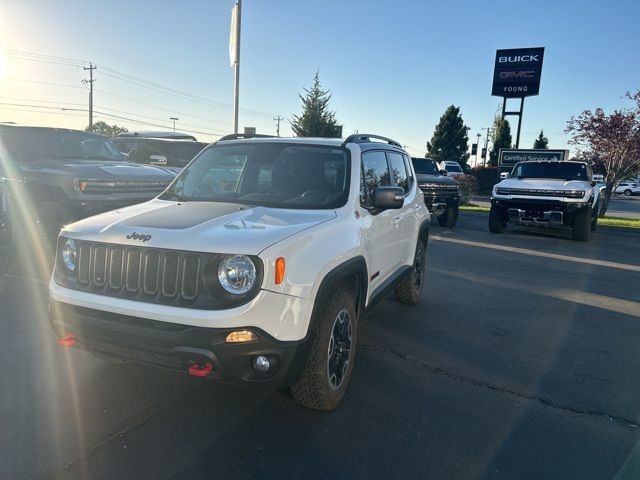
[471,143,477,156]
[481,147,487,159]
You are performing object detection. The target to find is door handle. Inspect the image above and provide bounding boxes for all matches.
[393,216,401,226]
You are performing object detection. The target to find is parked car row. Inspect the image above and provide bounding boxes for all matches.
[0,124,178,273]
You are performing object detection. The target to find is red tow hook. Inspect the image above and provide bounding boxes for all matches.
[57,334,76,347]
[188,362,213,377]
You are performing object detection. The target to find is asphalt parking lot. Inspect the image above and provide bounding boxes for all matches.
[1,212,639,480]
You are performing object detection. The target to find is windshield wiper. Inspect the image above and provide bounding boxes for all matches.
[162,191,189,202]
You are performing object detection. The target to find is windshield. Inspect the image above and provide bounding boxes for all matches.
[1,128,124,161]
[513,162,589,180]
[160,142,350,209]
[445,163,462,173]
[412,158,438,175]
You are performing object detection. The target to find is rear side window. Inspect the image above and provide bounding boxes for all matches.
[387,152,408,193]
[361,151,391,206]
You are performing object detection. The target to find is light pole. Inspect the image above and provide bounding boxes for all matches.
[170,117,179,132]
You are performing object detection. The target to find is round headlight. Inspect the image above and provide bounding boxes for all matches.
[62,238,78,272]
[218,255,256,295]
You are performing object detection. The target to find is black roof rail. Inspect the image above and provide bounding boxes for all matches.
[342,134,402,148]
[217,133,275,142]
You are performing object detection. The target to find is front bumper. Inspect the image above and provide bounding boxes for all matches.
[491,198,590,228]
[420,190,460,214]
[49,301,311,387]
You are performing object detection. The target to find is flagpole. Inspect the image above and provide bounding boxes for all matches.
[232,0,242,134]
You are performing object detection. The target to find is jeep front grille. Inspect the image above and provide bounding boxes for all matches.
[55,241,264,310]
[73,242,202,305]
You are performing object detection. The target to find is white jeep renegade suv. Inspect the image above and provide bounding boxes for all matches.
[49,134,430,410]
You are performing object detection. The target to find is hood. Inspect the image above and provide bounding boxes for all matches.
[497,178,590,190]
[18,158,175,180]
[415,173,459,185]
[62,199,337,255]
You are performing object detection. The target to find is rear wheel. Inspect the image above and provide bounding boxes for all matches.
[489,205,506,233]
[624,189,632,196]
[591,215,598,232]
[572,206,592,241]
[291,287,357,411]
[394,239,426,305]
[437,203,459,228]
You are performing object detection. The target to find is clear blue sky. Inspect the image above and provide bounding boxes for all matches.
[0,0,638,159]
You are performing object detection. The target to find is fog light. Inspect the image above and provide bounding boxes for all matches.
[226,330,257,343]
[254,355,270,372]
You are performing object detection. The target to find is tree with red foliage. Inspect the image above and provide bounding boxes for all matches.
[566,91,640,216]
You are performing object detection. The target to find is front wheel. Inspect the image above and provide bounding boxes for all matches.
[572,206,592,241]
[489,205,506,233]
[437,203,459,228]
[291,287,357,411]
[394,239,426,305]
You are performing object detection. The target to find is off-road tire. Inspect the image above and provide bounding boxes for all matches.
[572,205,592,241]
[437,203,459,228]
[290,287,357,411]
[591,215,598,232]
[394,239,426,305]
[489,205,506,233]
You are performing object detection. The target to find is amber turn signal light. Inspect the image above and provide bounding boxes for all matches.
[275,257,286,285]
[226,330,258,343]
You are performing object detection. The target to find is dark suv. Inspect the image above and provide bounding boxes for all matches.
[0,125,176,276]
[411,157,460,227]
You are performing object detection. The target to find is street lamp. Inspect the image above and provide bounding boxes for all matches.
[170,117,179,132]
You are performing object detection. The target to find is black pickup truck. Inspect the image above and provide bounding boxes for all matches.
[411,157,460,227]
[0,125,176,277]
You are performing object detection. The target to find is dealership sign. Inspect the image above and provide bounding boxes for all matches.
[499,149,569,168]
[492,47,545,98]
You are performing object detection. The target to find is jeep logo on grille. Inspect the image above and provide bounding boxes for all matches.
[126,232,152,242]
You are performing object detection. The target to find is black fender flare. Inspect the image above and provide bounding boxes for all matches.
[306,256,368,339]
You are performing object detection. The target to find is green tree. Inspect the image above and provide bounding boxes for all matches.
[533,129,549,149]
[86,121,128,137]
[290,72,341,138]
[426,105,470,166]
[489,116,512,166]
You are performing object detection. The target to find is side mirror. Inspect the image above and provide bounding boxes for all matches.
[439,170,447,176]
[590,180,597,187]
[373,187,404,210]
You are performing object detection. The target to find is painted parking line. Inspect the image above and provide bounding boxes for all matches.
[431,235,640,273]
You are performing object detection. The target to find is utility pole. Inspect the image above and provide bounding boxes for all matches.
[83,63,96,129]
[170,117,179,132]
[273,115,282,137]
[482,127,493,168]
[231,0,242,134]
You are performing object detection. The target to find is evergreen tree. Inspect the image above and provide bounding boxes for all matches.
[489,116,512,166]
[533,130,549,149]
[426,105,470,166]
[290,72,341,138]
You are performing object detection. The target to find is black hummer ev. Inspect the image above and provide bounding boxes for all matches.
[411,157,460,227]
